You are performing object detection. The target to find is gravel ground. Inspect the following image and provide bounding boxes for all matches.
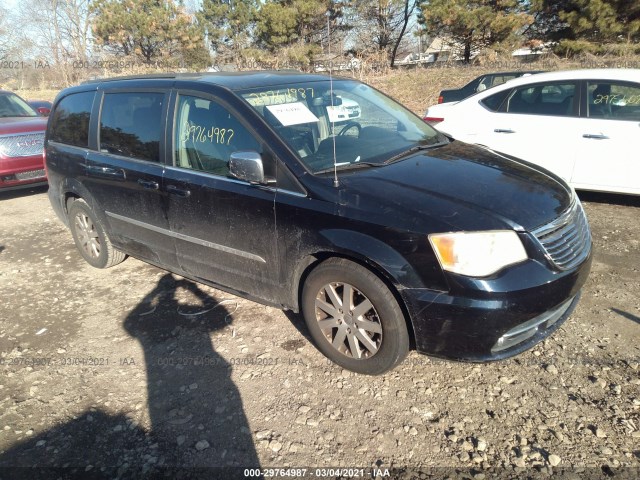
[0,186,638,479]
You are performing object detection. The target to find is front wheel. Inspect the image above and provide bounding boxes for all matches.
[301,258,409,375]
[68,199,126,269]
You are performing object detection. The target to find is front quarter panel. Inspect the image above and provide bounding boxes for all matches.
[274,189,450,312]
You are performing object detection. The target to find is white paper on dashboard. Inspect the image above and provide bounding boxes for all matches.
[266,102,319,126]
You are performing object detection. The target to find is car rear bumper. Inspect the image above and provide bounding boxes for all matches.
[401,253,592,362]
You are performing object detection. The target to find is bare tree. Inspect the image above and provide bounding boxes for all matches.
[17,0,93,85]
[390,0,416,67]
[346,0,417,65]
[0,5,18,62]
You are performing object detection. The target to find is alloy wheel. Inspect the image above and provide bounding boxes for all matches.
[74,212,101,259]
[314,282,383,359]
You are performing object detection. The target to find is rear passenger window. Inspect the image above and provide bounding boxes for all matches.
[481,89,511,112]
[49,92,94,148]
[174,95,261,177]
[506,83,576,117]
[100,92,164,162]
[587,81,640,121]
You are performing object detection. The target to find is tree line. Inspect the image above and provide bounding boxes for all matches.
[421,0,640,62]
[0,0,638,81]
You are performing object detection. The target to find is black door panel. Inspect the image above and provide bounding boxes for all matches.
[84,154,174,265]
[164,168,278,299]
[82,90,176,267]
[165,91,279,300]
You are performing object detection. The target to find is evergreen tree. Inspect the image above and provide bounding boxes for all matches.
[417,0,533,62]
[529,0,640,43]
[92,0,209,66]
[255,0,347,66]
[197,0,258,67]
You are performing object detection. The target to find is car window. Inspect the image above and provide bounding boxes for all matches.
[0,92,38,118]
[477,75,519,93]
[506,83,576,117]
[49,91,95,148]
[99,92,164,162]
[587,81,640,121]
[481,89,511,112]
[239,80,442,174]
[174,95,261,177]
[477,76,491,92]
[491,75,518,88]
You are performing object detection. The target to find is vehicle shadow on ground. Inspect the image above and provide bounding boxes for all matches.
[283,311,313,345]
[611,308,640,326]
[0,273,260,478]
[0,185,48,201]
[578,191,640,208]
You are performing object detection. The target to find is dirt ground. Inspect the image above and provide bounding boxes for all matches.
[0,185,638,479]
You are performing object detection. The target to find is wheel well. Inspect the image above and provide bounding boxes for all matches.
[64,193,81,216]
[296,253,416,350]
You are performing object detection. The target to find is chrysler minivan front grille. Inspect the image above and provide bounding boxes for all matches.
[532,200,591,271]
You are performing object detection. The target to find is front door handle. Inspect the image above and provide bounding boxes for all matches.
[166,185,191,198]
[138,179,159,190]
[583,133,609,140]
[494,128,515,134]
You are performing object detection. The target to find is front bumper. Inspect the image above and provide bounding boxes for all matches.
[401,253,592,362]
[0,154,47,190]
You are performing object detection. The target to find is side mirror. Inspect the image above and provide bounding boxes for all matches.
[229,151,265,184]
[37,107,51,116]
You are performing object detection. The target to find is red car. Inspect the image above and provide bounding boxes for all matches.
[0,90,48,191]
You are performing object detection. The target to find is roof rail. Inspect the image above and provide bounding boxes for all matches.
[82,72,203,85]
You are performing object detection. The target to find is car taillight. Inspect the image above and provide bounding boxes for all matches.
[438,96,444,104]
[43,148,48,176]
[423,117,444,125]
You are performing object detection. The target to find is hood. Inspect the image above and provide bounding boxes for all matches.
[0,117,48,135]
[335,141,573,233]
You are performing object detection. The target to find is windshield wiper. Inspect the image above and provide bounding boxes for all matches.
[315,161,382,175]
[384,142,449,165]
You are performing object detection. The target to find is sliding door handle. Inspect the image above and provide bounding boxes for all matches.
[137,179,159,190]
[583,133,609,140]
[494,129,515,134]
[85,165,126,180]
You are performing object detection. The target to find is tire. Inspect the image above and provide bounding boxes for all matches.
[301,258,410,375]
[68,199,126,269]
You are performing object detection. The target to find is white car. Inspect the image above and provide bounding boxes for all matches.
[327,97,361,123]
[424,69,640,195]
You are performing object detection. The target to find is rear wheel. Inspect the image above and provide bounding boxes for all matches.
[68,199,126,269]
[301,258,409,375]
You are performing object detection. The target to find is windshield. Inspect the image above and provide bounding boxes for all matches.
[239,80,446,174]
[0,93,38,118]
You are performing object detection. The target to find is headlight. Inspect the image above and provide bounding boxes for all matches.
[429,230,528,277]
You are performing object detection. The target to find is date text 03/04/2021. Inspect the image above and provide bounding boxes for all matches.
[243,467,390,478]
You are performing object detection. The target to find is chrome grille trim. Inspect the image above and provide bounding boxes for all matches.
[0,132,45,158]
[532,200,591,271]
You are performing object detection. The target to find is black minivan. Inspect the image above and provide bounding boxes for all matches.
[45,72,592,374]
